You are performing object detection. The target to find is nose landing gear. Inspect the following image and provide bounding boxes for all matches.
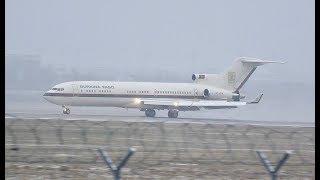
[62,106,70,114]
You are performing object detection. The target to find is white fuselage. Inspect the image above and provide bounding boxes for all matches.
[42,57,282,117]
[43,81,234,109]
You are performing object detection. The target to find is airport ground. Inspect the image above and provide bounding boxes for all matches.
[5,111,314,179]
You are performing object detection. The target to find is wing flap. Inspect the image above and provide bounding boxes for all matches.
[141,99,247,108]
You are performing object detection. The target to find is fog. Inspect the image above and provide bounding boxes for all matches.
[5,0,314,122]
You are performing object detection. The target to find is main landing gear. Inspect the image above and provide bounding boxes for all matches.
[168,109,179,118]
[62,106,70,114]
[143,109,179,118]
[145,109,156,117]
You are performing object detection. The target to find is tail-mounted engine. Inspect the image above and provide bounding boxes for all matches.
[231,92,246,101]
[192,74,207,81]
[203,89,210,97]
[202,88,245,101]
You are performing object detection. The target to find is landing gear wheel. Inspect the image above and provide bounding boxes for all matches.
[145,109,156,117]
[63,108,70,114]
[168,109,179,118]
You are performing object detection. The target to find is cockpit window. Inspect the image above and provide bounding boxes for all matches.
[52,88,64,91]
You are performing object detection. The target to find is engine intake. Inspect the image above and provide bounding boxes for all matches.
[192,74,206,81]
[203,89,210,97]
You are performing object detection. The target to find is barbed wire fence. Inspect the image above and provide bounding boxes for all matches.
[5,117,314,179]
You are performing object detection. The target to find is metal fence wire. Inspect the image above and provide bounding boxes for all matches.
[5,117,314,179]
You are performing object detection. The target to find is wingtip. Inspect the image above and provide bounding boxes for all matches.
[256,93,263,102]
[247,93,263,104]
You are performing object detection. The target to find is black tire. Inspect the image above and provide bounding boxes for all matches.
[172,110,178,118]
[145,109,156,117]
[63,108,70,114]
[168,109,178,118]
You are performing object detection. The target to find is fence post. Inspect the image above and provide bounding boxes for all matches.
[98,147,136,180]
[256,150,292,180]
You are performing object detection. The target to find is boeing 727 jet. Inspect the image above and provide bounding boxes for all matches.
[43,57,284,118]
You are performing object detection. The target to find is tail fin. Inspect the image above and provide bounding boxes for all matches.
[221,57,285,92]
[193,57,285,92]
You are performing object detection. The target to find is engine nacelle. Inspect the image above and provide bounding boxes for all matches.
[203,89,210,97]
[192,74,207,81]
[201,88,241,100]
[232,93,246,101]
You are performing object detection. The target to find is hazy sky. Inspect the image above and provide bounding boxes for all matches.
[6,0,314,83]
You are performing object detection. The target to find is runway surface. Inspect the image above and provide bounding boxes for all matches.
[5,111,315,179]
[5,111,315,128]
[5,90,315,179]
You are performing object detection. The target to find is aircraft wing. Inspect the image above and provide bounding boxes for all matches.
[142,99,246,107]
[140,94,262,110]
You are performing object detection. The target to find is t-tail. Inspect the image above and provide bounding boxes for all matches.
[192,57,286,93]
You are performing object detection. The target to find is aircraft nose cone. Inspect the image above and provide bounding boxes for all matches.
[43,92,50,100]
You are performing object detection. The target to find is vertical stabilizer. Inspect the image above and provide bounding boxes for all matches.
[220,57,285,92]
[192,57,285,92]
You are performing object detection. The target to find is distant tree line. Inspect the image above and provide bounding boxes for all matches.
[5,55,190,91]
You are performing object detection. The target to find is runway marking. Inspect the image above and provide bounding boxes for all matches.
[169,163,199,166]
[54,154,80,157]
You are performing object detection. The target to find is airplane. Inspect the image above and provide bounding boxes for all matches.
[43,57,285,118]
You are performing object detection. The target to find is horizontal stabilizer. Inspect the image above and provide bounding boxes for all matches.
[242,58,286,65]
[247,93,263,104]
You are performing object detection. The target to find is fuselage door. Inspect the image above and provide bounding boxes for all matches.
[193,89,198,99]
[72,84,79,97]
[154,89,158,97]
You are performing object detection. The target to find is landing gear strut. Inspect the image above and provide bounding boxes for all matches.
[62,107,70,114]
[145,109,156,117]
[168,109,179,118]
